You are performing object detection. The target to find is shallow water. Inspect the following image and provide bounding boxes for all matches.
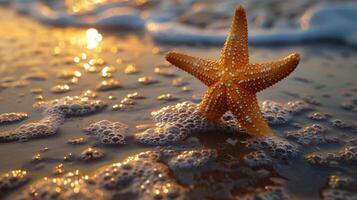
[0,6,356,200]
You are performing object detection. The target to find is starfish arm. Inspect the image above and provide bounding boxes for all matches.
[220,6,249,69]
[238,53,300,93]
[166,52,220,86]
[226,85,274,137]
[198,82,228,122]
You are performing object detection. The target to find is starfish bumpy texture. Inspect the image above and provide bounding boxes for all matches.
[165,6,300,137]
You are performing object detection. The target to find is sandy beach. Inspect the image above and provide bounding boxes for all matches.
[0,1,356,199]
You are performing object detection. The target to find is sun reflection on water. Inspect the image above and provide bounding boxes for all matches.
[86,28,102,50]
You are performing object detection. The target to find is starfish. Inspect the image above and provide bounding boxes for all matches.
[165,6,300,137]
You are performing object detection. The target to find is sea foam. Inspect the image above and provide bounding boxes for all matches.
[6,0,357,46]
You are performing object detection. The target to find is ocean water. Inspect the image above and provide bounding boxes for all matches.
[0,1,356,199]
[2,0,357,46]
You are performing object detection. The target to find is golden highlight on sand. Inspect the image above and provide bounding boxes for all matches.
[166,6,300,137]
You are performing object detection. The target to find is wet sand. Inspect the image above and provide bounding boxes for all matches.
[0,7,356,200]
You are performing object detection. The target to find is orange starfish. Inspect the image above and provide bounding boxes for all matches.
[165,6,300,137]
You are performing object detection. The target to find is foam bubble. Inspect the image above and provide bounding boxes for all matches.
[17,151,188,199]
[0,170,29,193]
[0,114,62,142]
[154,67,177,77]
[327,175,354,190]
[16,170,105,200]
[306,145,357,167]
[84,120,128,145]
[80,147,105,161]
[138,76,159,85]
[135,101,240,146]
[308,112,330,121]
[126,92,145,100]
[172,78,189,87]
[285,100,311,114]
[244,136,299,159]
[167,149,217,169]
[124,64,140,74]
[243,150,272,167]
[322,175,357,200]
[261,100,292,125]
[112,98,137,111]
[96,79,122,91]
[53,164,65,175]
[34,95,106,117]
[1,95,106,143]
[330,119,357,132]
[50,84,71,94]
[67,137,87,145]
[0,112,28,125]
[286,124,331,145]
[157,93,179,102]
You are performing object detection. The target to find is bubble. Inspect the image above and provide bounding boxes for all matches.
[96,79,122,91]
[53,164,65,175]
[154,67,177,77]
[327,175,354,190]
[0,170,29,193]
[244,150,272,167]
[17,151,188,199]
[34,95,106,117]
[322,175,357,200]
[34,95,44,101]
[124,64,140,74]
[302,95,321,105]
[50,84,71,94]
[1,95,106,143]
[135,101,240,146]
[93,151,187,199]
[80,147,105,161]
[172,78,189,87]
[126,92,145,100]
[306,145,357,167]
[80,90,98,98]
[285,100,311,114]
[0,114,62,142]
[157,93,179,102]
[56,69,82,79]
[286,124,332,145]
[330,119,357,132]
[138,76,158,85]
[180,86,191,92]
[112,97,136,111]
[0,112,28,125]
[63,153,75,162]
[84,120,128,145]
[244,136,299,159]
[308,112,330,121]
[261,100,292,125]
[16,170,104,200]
[67,137,87,145]
[167,149,217,169]
[31,153,43,163]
